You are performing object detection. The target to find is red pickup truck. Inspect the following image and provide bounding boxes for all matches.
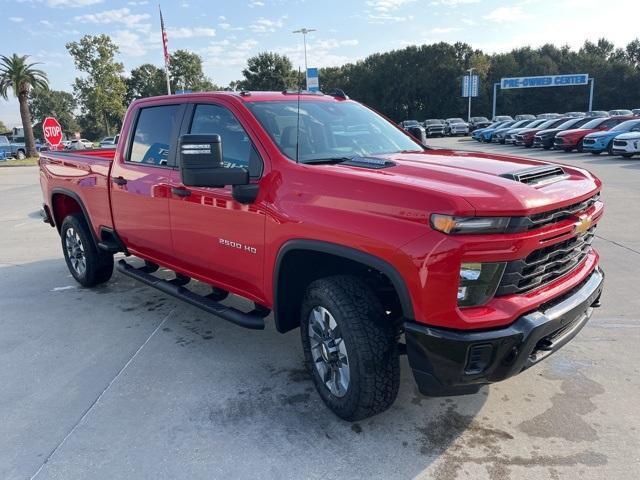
[39,91,604,420]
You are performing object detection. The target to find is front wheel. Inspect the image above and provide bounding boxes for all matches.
[16,150,26,160]
[300,275,400,421]
[61,213,114,287]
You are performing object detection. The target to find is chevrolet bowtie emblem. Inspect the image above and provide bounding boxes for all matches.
[574,215,593,236]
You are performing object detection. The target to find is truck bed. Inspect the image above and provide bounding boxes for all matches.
[39,148,117,237]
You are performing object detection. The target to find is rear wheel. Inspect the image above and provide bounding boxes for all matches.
[61,213,113,287]
[300,275,400,421]
[16,150,26,160]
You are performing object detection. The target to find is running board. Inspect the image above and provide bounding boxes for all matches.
[116,260,267,330]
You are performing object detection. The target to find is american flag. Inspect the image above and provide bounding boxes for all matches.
[159,6,170,68]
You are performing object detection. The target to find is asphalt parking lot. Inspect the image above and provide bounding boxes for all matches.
[1,139,639,480]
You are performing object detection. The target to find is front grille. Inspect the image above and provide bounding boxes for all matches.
[519,193,600,230]
[613,140,626,147]
[515,135,524,142]
[554,138,564,145]
[583,138,596,145]
[496,227,596,296]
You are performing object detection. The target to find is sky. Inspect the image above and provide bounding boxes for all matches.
[1,0,639,127]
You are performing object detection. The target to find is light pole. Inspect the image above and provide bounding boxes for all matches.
[467,67,475,122]
[293,28,316,89]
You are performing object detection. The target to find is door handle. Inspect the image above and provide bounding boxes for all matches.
[111,176,127,186]
[171,187,191,197]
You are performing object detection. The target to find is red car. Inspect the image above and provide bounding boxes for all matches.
[554,116,634,152]
[39,91,604,420]
[513,118,569,147]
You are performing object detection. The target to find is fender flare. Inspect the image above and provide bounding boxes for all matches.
[273,239,415,332]
[50,187,99,245]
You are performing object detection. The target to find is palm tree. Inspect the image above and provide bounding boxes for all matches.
[0,54,48,158]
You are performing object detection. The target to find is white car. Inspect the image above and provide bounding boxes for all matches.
[611,131,640,158]
[444,118,470,136]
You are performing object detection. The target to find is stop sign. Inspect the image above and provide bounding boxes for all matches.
[43,117,63,146]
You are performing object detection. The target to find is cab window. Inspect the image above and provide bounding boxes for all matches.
[190,104,263,178]
[129,105,182,166]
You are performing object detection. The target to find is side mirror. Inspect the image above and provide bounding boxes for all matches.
[179,134,248,188]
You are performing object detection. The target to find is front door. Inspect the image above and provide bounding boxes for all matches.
[110,103,185,265]
[169,102,268,302]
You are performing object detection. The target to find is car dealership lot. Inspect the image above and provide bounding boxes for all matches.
[1,146,639,479]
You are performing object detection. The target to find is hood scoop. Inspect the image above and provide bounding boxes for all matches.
[500,165,568,186]
[341,156,396,169]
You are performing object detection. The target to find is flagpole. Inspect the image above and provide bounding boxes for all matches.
[159,4,171,95]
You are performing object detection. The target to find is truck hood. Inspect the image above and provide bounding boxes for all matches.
[585,130,616,140]
[557,128,598,138]
[331,150,600,216]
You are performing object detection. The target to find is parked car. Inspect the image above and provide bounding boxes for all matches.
[65,139,94,150]
[563,112,586,118]
[585,111,609,117]
[553,116,633,152]
[533,117,592,149]
[399,120,420,129]
[515,114,535,121]
[491,115,513,122]
[632,109,640,116]
[444,118,469,136]
[99,134,119,147]
[472,121,509,141]
[491,119,535,144]
[514,118,569,147]
[479,121,515,142]
[423,119,445,137]
[38,90,605,420]
[502,119,548,145]
[536,113,562,119]
[582,119,640,155]
[8,136,43,159]
[468,116,491,131]
[0,135,12,160]
[608,109,633,116]
[611,131,640,157]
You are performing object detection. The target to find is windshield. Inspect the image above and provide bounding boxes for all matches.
[424,120,441,125]
[472,117,488,122]
[557,118,587,129]
[447,118,465,123]
[582,118,607,129]
[611,119,640,131]
[248,100,422,163]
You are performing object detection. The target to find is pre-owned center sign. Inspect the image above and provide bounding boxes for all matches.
[501,74,589,89]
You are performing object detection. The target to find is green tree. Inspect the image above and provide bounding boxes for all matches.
[126,63,167,102]
[66,35,126,137]
[0,54,48,156]
[239,52,298,91]
[0,119,7,132]
[169,50,216,92]
[29,89,79,134]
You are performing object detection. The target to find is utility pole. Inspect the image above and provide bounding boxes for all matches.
[467,67,475,122]
[293,28,316,89]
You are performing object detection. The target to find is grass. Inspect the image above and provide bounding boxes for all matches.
[0,157,39,167]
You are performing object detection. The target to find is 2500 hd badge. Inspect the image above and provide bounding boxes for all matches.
[219,238,257,254]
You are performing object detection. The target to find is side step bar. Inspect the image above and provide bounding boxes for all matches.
[116,260,267,330]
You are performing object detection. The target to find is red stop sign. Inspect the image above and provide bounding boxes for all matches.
[43,117,63,146]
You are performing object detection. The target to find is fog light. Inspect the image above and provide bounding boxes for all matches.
[458,262,506,307]
[465,344,494,375]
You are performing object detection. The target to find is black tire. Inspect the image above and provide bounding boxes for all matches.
[564,147,573,153]
[16,150,26,160]
[300,275,400,421]
[606,141,614,155]
[591,150,601,155]
[577,140,584,153]
[60,213,113,287]
[622,153,634,158]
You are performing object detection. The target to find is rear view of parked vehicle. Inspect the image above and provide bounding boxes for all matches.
[586,111,609,117]
[515,114,535,121]
[491,115,513,122]
[469,116,491,131]
[608,109,633,116]
[582,119,640,155]
[536,113,562,119]
[563,112,586,118]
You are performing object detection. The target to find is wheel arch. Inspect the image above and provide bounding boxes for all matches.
[50,188,99,245]
[273,240,414,333]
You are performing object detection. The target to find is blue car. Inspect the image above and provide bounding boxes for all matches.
[0,136,12,160]
[582,119,640,155]
[472,121,509,141]
[480,121,516,143]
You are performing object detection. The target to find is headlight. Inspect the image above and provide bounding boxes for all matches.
[458,262,506,307]
[431,214,511,234]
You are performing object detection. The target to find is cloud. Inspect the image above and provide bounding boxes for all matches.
[46,0,103,6]
[249,0,265,5]
[73,8,150,29]
[168,27,216,38]
[430,27,461,34]
[112,30,151,57]
[364,0,416,23]
[430,0,479,4]
[10,17,24,22]
[483,6,529,23]
[250,16,286,33]
[365,0,416,12]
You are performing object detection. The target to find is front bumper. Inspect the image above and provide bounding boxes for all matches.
[405,267,604,396]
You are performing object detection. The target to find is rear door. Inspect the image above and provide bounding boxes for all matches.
[168,101,268,302]
[110,102,186,265]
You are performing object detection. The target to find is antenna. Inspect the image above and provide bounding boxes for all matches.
[295,66,302,164]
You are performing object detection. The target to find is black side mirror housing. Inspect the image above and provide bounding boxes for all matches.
[179,134,249,188]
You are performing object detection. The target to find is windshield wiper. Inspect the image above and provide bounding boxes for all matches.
[302,156,354,165]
